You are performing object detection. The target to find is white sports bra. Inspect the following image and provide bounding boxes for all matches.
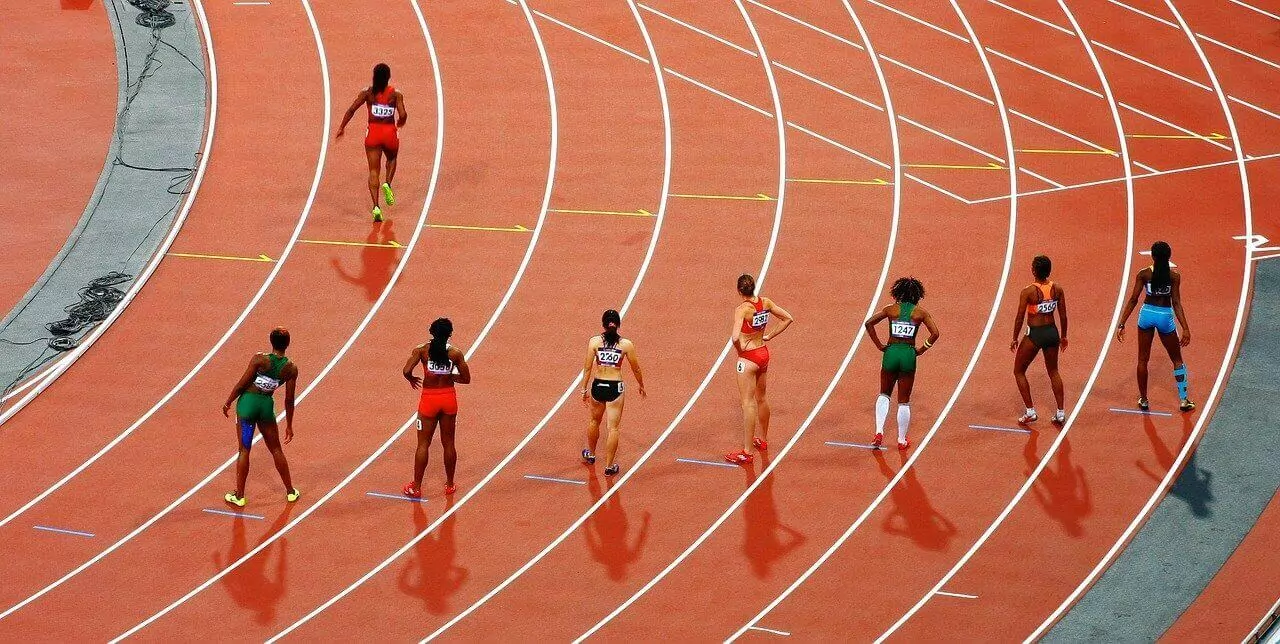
[425,344,453,375]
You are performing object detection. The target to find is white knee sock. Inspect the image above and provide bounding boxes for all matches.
[897,403,911,443]
[875,394,890,434]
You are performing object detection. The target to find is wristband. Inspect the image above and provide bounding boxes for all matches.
[923,339,933,349]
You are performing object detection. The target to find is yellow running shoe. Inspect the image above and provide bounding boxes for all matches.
[381,182,395,207]
[286,488,301,503]
[372,206,384,222]
[224,492,246,508]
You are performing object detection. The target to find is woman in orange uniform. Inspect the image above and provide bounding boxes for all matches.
[727,274,794,465]
[336,63,407,222]
[402,318,470,498]
[1011,255,1069,425]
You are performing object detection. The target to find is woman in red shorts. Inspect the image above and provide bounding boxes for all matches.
[336,62,407,222]
[727,274,794,465]
[402,318,470,498]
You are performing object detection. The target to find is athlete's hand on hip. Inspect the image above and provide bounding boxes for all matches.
[1010,339,1019,352]
[222,402,231,417]
[1180,329,1192,347]
[284,424,294,445]
[406,374,422,389]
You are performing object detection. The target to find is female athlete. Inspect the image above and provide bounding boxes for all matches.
[1011,255,1069,425]
[581,310,646,476]
[1115,241,1195,412]
[864,277,940,450]
[402,318,471,498]
[727,274,794,465]
[221,327,300,507]
[336,63,407,222]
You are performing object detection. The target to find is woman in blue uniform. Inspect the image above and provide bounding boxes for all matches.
[1115,241,1195,412]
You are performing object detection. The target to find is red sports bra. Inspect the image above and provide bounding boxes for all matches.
[740,297,770,334]
[368,86,396,125]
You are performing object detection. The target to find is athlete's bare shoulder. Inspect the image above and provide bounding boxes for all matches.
[619,337,636,352]
[587,335,602,350]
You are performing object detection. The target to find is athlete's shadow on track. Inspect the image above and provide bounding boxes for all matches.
[398,497,468,614]
[330,221,398,302]
[584,473,650,582]
[1137,415,1212,518]
[743,453,805,579]
[213,507,293,624]
[1022,431,1092,538]
[875,451,957,551]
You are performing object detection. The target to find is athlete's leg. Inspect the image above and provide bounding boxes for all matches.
[258,418,294,493]
[233,418,252,498]
[736,359,760,452]
[603,395,625,468]
[1137,327,1155,400]
[365,147,383,208]
[586,397,605,455]
[897,372,916,444]
[1157,330,1190,403]
[875,370,895,436]
[1014,337,1040,409]
[414,414,440,489]
[440,413,457,488]
[1044,345,1065,412]
[755,370,770,443]
[384,148,398,186]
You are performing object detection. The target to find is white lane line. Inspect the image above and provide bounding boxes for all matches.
[880,54,994,105]
[639,2,757,57]
[532,7,647,64]
[200,508,264,520]
[0,0,219,424]
[881,0,1139,637]
[1030,2,1255,637]
[676,458,741,469]
[1229,0,1280,21]
[33,525,97,538]
[899,115,1004,163]
[748,625,792,636]
[1108,0,1280,73]
[935,590,979,599]
[1021,168,1066,188]
[772,61,883,112]
[1108,407,1173,417]
[826,441,887,451]
[366,492,427,503]
[523,474,588,485]
[745,0,864,50]
[969,424,1032,434]
[266,0,676,637]
[1090,40,1212,91]
[664,68,773,118]
[1230,94,1280,121]
[866,0,969,43]
[421,2,790,639]
[988,0,1072,34]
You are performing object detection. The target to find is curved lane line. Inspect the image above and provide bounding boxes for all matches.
[417,1,788,639]
[0,0,219,423]
[576,0,906,637]
[1028,1,1254,638]
[727,0,1027,638]
[877,0,1139,637]
[0,0,335,620]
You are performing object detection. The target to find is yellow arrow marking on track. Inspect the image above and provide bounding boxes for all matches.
[905,161,1005,170]
[787,178,891,185]
[549,208,654,217]
[299,239,404,248]
[1017,148,1116,156]
[669,192,775,201]
[167,252,275,263]
[428,223,531,233]
[1127,132,1229,140]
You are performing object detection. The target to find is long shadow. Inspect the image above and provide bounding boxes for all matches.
[876,450,957,551]
[742,452,805,579]
[331,220,399,302]
[213,506,293,625]
[398,497,468,614]
[1023,431,1092,538]
[584,472,650,582]
[1137,414,1213,518]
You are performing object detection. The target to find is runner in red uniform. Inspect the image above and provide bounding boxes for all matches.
[336,63,407,222]
[402,318,470,498]
[727,274,794,465]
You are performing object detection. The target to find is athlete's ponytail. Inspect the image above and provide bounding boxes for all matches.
[428,317,452,366]
[371,63,391,96]
[1151,241,1172,291]
[601,309,621,347]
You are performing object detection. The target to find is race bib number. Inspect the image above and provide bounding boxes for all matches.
[427,359,452,374]
[736,360,746,373]
[751,311,770,329]
[596,347,623,367]
[1035,300,1058,314]
[371,103,395,119]
[889,320,916,338]
[252,374,281,393]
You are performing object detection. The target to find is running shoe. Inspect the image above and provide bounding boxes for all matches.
[604,463,620,476]
[1138,397,1150,412]
[286,488,301,503]
[872,432,884,448]
[444,483,457,496]
[224,492,247,508]
[381,182,396,206]
[1052,410,1066,426]
[1018,410,1039,425]
[1180,399,1197,413]
[753,436,768,450]
[897,439,910,451]
[403,482,421,498]
[725,450,754,465]
[582,449,596,465]
[372,206,384,222]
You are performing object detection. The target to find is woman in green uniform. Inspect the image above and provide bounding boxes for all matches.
[864,277,940,450]
[221,327,301,507]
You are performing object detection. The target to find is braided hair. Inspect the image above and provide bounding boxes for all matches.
[890,277,925,304]
[428,317,452,366]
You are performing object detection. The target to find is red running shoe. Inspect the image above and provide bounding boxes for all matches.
[753,437,768,450]
[872,433,884,448]
[725,450,754,465]
[897,439,910,451]
[444,483,457,496]
[402,482,421,498]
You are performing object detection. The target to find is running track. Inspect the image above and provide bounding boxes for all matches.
[2,0,1278,640]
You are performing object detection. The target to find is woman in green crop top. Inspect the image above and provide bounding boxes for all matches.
[220,327,300,508]
[864,277,940,450]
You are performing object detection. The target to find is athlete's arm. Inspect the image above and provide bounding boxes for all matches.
[917,308,941,356]
[1115,271,1145,343]
[624,340,647,398]
[394,90,408,127]
[731,305,748,351]
[1171,271,1191,346]
[222,355,262,416]
[282,364,297,444]
[763,298,794,341]
[581,337,598,403]
[864,308,889,352]
[1010,287,1030,352]
[335,90,368,138]
[1056,285,1069,351]
[451,346,472,384]
[402,345,423,389]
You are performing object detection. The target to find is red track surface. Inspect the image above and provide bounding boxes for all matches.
[2,0,1277,641]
